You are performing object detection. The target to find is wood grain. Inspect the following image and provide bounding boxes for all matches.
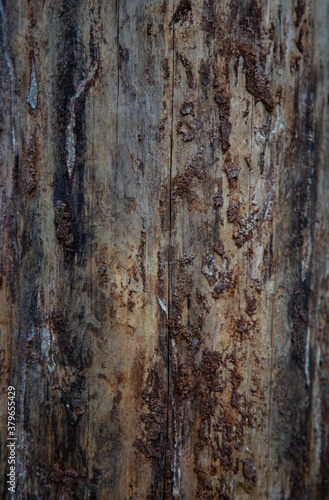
[0,0,328,498]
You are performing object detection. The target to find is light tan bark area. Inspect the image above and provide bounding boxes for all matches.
[0,0,328,499]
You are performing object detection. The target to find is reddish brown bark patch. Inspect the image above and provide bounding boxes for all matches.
[54,200,74,256]
[214,88,232,152]
[171,0,192,25]
[24,133,37,195]
[239,44,274,113]
[224,154,240,189]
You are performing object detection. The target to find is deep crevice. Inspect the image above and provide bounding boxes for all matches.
[163,3,176,498]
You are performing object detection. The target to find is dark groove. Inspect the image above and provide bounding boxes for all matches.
[163,3,176,498]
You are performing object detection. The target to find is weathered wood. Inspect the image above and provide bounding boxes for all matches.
[0,0,329,499]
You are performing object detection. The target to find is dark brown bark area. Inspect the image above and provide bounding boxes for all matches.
[0,1,328,499]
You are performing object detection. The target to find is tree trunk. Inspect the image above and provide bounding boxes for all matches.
[0,0,329,498]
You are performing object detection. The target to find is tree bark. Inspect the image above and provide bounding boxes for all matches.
[0,0,329,498]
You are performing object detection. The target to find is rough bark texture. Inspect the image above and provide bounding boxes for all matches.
[0,0,328,499]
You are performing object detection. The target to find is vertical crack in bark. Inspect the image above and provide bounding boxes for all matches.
[267,279,275,499]
[66,62,98,182]
[115,0,120,236]
[266,41,278,500]
[308,6,322,489]
[164,2,176,497]
[87,1,96,489]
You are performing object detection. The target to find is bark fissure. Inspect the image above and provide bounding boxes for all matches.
[164,2,176,496]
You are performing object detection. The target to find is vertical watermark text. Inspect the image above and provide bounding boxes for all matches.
[7,386,16,493]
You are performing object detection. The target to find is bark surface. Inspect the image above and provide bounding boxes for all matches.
[0,0,329,499]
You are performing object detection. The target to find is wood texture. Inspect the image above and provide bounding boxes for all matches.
[0,0,328,498]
